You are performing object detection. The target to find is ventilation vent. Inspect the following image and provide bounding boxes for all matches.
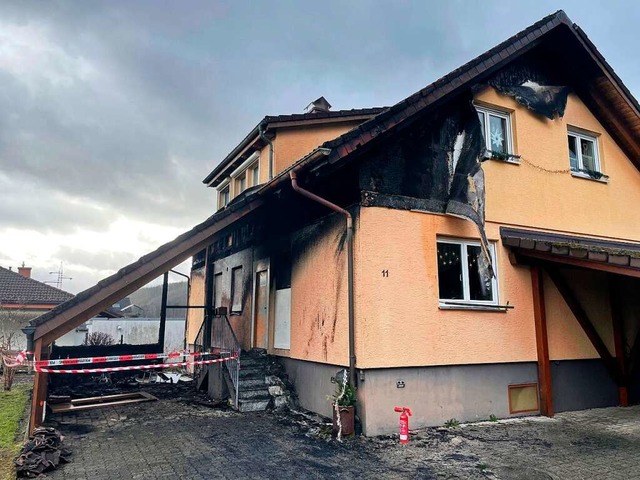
[508,383,539,414]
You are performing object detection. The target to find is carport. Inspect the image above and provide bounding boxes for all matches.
[503,227,640,416]
[25,196,264,433]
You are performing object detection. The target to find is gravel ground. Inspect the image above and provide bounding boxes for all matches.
[41,383,640,480]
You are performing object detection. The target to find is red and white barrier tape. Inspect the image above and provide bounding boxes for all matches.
[2,350,32,368]
[35,355,238,374]
[34,350,226,367]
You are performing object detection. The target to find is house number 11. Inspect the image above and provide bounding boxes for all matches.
[382,270,389,277]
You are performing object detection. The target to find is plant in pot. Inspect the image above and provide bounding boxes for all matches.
[329,379,356,438]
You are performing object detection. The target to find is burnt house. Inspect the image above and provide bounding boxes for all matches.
[29,11,640,435]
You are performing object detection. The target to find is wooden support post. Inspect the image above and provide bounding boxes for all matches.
[547,267,623,385]
[29,339,49,433]
[609,275,628,406]
[531,265,554,417]
[158,271,169,351]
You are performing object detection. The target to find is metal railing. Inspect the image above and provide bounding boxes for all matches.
[210,314,241,409]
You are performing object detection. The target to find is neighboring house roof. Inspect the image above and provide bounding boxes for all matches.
[0,266,73,306]
[30,10,640,344]
[202,106,388,186]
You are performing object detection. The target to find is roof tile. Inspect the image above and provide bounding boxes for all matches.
[0,267,73,306]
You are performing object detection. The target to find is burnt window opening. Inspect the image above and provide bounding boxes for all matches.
[437,239,498,305]
[476,105,513,159]
[568,130,604,179]
[230,267,243,313]
[273,251,292,290]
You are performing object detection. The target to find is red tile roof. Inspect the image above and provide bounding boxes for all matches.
[0,266,73,306]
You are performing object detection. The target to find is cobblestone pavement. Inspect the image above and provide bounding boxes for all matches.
[44,388,640,480]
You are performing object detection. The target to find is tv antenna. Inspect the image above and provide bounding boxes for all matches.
[45,262,72,289]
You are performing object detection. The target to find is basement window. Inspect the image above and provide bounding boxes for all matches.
[437,238,498,306]
[476,106,514,160]
[568,129,605,180]
[230,266,243,314]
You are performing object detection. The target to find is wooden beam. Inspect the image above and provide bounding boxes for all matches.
[531,265,554,417]
[546,267,623,385]
[35,198,263,345]
[517,250,640,279]
[609,275,628,406]
[29,339,49,433]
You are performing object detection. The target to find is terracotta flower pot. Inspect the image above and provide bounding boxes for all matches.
[332,405,355,436]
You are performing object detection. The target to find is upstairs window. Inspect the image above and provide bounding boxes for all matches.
[568,130,601,177]
[476,106,513,157]
[437,239,498,305]
[249,162,260,187]
[219,185,230,208]
[235,170,247,194]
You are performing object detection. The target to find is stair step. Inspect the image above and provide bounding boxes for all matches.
[240,358,269,368]
[240,367,267,378]
[238,378,265,389]
[239,387,270,400]
[238,398,270,412]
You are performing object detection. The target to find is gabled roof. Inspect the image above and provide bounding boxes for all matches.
[31,10,640,345]
[0,266,73,306]
[310,10,640,174]
[202,106,387,187]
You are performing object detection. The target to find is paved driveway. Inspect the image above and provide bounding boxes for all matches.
[45,388,640,480]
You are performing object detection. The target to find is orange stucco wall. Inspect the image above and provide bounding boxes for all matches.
[186,268,205,346]
[271,121,361,176]
[353,87,640,368]
[478,88,640,241]
[286,214,351,366]
[355,207,625,368]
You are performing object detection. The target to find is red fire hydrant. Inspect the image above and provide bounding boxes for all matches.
[394,406,412,444]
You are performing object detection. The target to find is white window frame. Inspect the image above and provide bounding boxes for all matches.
[567,129,601,178]
[437,238,499,307]
[476,105,514,160]
[230,152,260,192]
[216,179,230,209]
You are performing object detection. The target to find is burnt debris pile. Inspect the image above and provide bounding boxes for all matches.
[14,427,71,478]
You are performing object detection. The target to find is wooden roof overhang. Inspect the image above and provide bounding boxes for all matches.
[501,227,640,279]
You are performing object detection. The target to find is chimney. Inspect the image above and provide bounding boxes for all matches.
[18,265,32,279]
[305,96,332,114]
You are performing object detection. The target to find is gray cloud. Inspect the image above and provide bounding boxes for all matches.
[0,0,638,289]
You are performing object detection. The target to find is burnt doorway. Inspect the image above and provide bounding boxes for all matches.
[252,259,269,349]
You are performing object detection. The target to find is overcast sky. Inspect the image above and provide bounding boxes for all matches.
[1,1,638,293]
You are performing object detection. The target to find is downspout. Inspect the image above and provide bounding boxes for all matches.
[259,122,274,180]
[289,166,356,388]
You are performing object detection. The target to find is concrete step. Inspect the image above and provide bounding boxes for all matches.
[240,357,270,368]
[238,398,270,412]
[238,378,266,389]
[239,387,270,400]
[239,366,266,379]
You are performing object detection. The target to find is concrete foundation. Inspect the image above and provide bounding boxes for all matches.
[281,357,625,436]
[281,357,344,419]
[359,362,538,436]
